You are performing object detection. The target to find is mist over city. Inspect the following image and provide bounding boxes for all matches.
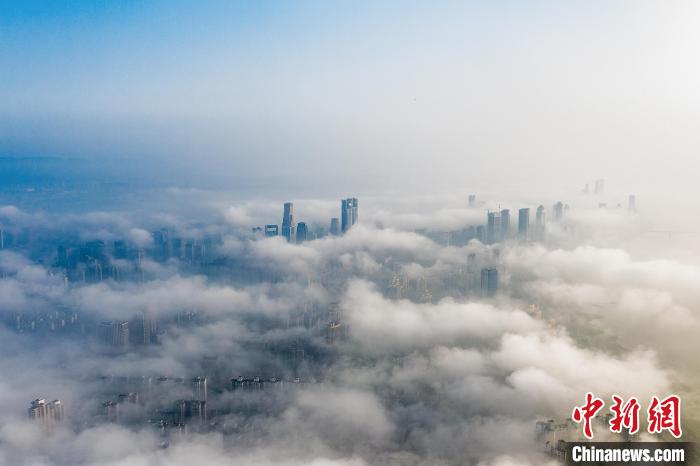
[2,1,700,465]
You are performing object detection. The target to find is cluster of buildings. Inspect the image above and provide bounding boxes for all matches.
[95,377,209,428]
[30,374,324,432]
[51,231,220,284]
[253,197,358,243]
[98,312,159,347]
[28,399,63,426]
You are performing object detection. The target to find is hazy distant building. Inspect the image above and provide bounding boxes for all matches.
[535,205,546,241]
[341,198,358,233]
[29,399,63,425]
[468,194,476,207]
[192,377,207,402]
[153,228,170,259]
[536,205,545,225]
[500,209,510,239]
[103,400,118,422]
[99,321,129,347]
[594,179,605,195]
[171,237,183,258]
[296,222,309,243]
[282,202,295,242]
[174,400,207,425]
[183,240,205,262]
[628,194,636,212]
[553,201,564,221]
[129,313,153,345]
[329,218,340,235]
[476,225,485,243]
[264,224,279,237]
[480,268,498,297]
[518,208,530,240]
[486,211,501,244]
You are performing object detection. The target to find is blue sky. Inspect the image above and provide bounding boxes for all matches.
[1,1,699,193]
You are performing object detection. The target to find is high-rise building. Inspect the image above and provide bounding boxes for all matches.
[594,179,605,195]
[296,222,308,243]
[116,321,129,346]
[153,228,170,259]
[99,321,129,346]
[329,218,340,236]
[480,268,498,297]
[282,202,295,242]
[170,238,183,258]
[553,201,564,221]
[468,194,476,208]
[500,209,510,239]
[476,225,485,243]
[29,399,63,425]
[518,208,530,240]
[486,211,501,244]
[628,195,636,212]
[174,400,207,425]
[535,205,546,241]
[189,400,207,424]
[536,205,545,226]
[264,224,279,237]
[341,198,358,233]
[103,400,118,422]
[129,313,153,345]
[192,377,207,402]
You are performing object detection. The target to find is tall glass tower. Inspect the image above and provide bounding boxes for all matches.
[341,198,358,233]
[282,202,295,242]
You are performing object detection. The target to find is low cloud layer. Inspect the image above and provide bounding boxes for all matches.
[0,192,695,465]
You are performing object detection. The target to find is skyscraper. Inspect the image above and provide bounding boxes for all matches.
[170,237,183,258]
[476,225,485,243]
[329,218,340,235]
[129,313,153,345]
[341,198,358,233]
[153,228,170,259]
[192,377,207,402]
[486,211,501,244]
[500,209,510,239]
[282,202,295,242]
[518,208,530,240]
[594,179,605,195]
[468,194,476,208]
[553,201,564,221]
[480,268,498,297]
[296,222,309,243]
[535,205,546,241]
[628,194,636,212]
[536,205,545,225]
